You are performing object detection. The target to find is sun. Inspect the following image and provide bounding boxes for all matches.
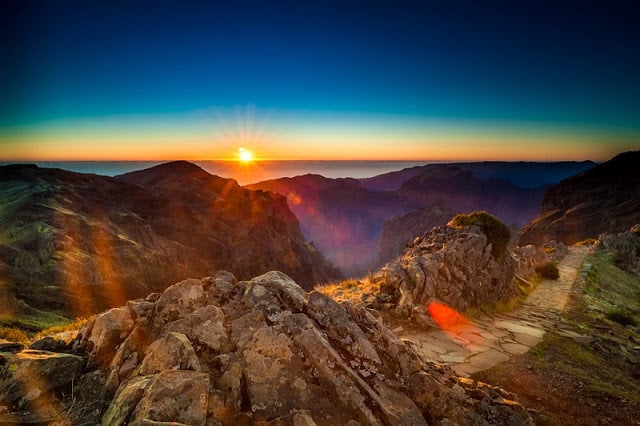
[238,147,253,163]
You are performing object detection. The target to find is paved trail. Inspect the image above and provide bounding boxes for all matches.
[399,246,589,377]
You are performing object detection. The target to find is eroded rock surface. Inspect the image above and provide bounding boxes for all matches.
[1,269,533,425]
[372,225,518,315]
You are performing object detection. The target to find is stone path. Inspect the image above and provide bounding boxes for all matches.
[398,246,589,377]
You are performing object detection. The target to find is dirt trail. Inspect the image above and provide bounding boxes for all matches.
[399,246,589,377]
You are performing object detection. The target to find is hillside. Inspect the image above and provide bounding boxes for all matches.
[0,162,339,321]
[518,151,640,245]
[397,165,543,227]
[247,174,410,275]
[250,161,590,275]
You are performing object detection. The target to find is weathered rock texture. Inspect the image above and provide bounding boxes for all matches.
[2,270,533,425]
[512,241,568,279]
[597,225,640,276]
[376,204,456,267]
[519,151,640,246]
[372,225,518,315]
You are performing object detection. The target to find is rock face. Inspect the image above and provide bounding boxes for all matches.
[0,162,340,318]
[518,151,640,246]
[0,270,533,425]
[376,204,456,267]
[597,225,640,276]
[372,224,518,315]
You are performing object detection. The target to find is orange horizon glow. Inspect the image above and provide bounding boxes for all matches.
[1,111,636,163]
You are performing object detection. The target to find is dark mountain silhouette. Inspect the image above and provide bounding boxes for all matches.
[397,165,544,227]
[518,151,640,245]
[359,161,596,191]
[250,161,596,275]
[0,162,339,318]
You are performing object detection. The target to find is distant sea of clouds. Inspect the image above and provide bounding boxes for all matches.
[0,160,435,186]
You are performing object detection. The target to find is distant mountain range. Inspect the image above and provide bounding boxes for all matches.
[518,151,640,245]
[0,161,339,318]
[249,161,596,274]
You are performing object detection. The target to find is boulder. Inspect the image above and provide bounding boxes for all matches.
[138,332,201,375]
[60,269,533,425]
[166,305,229,353]
[129,371,209,425]
[151,278,207,334]
[376,224,518,313]
[76,305,135,367]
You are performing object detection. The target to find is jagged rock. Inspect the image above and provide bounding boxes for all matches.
[598,225,640,275]
[165,305,230,353]
[64,271,532,425]
[76,305,135,368]
[138,332,201,375]
[103,371,209,425]
[152,278,207,334]
[128,371,209,425]
[375,224,518,313]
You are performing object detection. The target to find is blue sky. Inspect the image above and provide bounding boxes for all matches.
[1,0,638,160]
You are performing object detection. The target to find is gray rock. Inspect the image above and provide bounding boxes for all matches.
[378,225,518,313]
[248,271,306,312]
[138,332,200,375]
[166,305,229,353]
[80,306,135,367]
[129,371,210,426]
[152,278,207,334]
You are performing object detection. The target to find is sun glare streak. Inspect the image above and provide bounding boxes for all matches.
[428,301,487,349]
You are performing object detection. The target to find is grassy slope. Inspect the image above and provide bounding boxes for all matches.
[473,250,640,425]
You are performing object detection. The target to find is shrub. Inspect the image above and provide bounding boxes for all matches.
[535,262,560,280]
[449,211,511,258]
[0,327,29,343]
[605,309,637,327]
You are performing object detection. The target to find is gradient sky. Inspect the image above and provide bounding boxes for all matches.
[1,0,639,161]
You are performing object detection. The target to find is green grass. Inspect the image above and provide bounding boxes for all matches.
[581,251,640,319]
[2,310,71,333]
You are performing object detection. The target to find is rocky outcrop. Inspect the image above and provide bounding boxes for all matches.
[2,270,533,425]
[518,151,640,246]
[372,224,518,315]
[376,204,456,266]
[0,162,340,318]
[597,225,640,276]
[512,241,568,278]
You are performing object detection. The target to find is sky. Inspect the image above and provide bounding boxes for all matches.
[1,0,639,161]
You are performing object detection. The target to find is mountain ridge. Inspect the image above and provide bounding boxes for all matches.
[0,162,340,319]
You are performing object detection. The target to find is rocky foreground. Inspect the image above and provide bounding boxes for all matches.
[1,269,533,425]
